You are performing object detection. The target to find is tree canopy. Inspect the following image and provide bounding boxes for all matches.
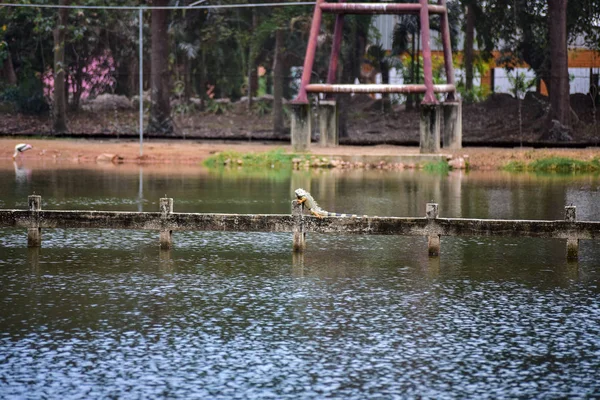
[0,0,599,134]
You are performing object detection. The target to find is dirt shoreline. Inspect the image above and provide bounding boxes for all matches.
[2,137,599,170]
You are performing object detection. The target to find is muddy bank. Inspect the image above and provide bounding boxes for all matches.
[2,138,599,170]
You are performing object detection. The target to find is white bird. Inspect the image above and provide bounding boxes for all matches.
[13,143,33,160]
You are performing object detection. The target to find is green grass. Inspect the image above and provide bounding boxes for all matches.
[503,161,527,172]
[203,148,303,169]
[503,157,600,173]
[422,161,451,173]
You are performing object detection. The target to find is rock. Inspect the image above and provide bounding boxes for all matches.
[96,153,123,163]
[448,157,467,169]
[542,119,573,141]
[131,91,151,108]
[83,94,133,112]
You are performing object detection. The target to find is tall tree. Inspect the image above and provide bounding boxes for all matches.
[339,15,371,137]
[0,47,18,85]
[547,0,570,127]
[488,0,600,134]
[53,0,70,133]
[393,15,420,110]
[463,2,476,100]
[272,27,285,134]
[148,0,174,135]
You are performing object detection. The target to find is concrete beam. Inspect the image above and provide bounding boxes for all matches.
[2,198,599,261]
[2,210,600,240]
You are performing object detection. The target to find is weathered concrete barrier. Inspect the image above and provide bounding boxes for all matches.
[0,196,598,261]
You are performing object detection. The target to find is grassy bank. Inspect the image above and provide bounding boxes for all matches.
[203,148,299,169]
[503,157,600,173]
[203,149,457,171]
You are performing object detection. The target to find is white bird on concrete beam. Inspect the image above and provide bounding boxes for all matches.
[13,143,33,160]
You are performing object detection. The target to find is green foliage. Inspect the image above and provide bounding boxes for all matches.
[507,71,536,99]
[529,157,600,172]
[456,83,490,103]
[203,148,302,169]
[0,41,8,68]
[503,157,600,173]
[455,55,492,103]
[423,161,451,173]
[0,78,49,115]
[503,161,527,172]
[252,99,272,116]
[205,100,231,115]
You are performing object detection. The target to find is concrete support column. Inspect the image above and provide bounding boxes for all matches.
[291,103,312,152]
[292,200,306,252]
[420,104,441,154]
[565,206,579,260]
[318,100,338,147]
[426,202,440,257]
[443,101,462,149]
[160,197,173,250]
[28,195,42,247]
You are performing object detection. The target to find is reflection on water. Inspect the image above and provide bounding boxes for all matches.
[1,161,599,398]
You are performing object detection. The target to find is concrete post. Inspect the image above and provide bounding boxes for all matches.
[28,195,42,247]
[28,247,40,273]
[318,100,338,147]
[291,102,312,152]
[442,101,462,149]
[565,206,578,260]
[420,104,441,154]
[426,202,440,257]
[292,200,306,252]
[159,247,172,271]
[160,198,173,250]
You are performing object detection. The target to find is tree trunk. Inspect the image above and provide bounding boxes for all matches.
[247,10,258,111]
[547,0,570,129]
[407,33,416,111]
[381,59,390,111]
[464,2,475,102]
[183,56,192,101]
[149,0,174,135]
[272,28,285,135]
[247,45,254,111]
[1,49,18,85]
[339,17,369,138]
[52,0,69,133]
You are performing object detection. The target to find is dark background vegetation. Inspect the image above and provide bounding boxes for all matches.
[1,0,599,145]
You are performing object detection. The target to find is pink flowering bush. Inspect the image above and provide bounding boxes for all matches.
[44,51,116,103]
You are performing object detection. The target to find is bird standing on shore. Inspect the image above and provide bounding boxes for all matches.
[13,143,33,159]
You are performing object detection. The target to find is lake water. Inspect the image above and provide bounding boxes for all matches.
[1,161,600,398]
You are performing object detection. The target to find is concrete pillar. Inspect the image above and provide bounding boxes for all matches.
[318,100,338,147]
[292,252,305,276]
[426,202,440,257]
[443,101,462,149]
[28,247,40,273]
[420,104,441,154]
[160,197,173,250]
[292,200,306,252]
[28,195,41,247]
[291,102,312,152]
[159,248,172,272]
[565,206,578,261]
